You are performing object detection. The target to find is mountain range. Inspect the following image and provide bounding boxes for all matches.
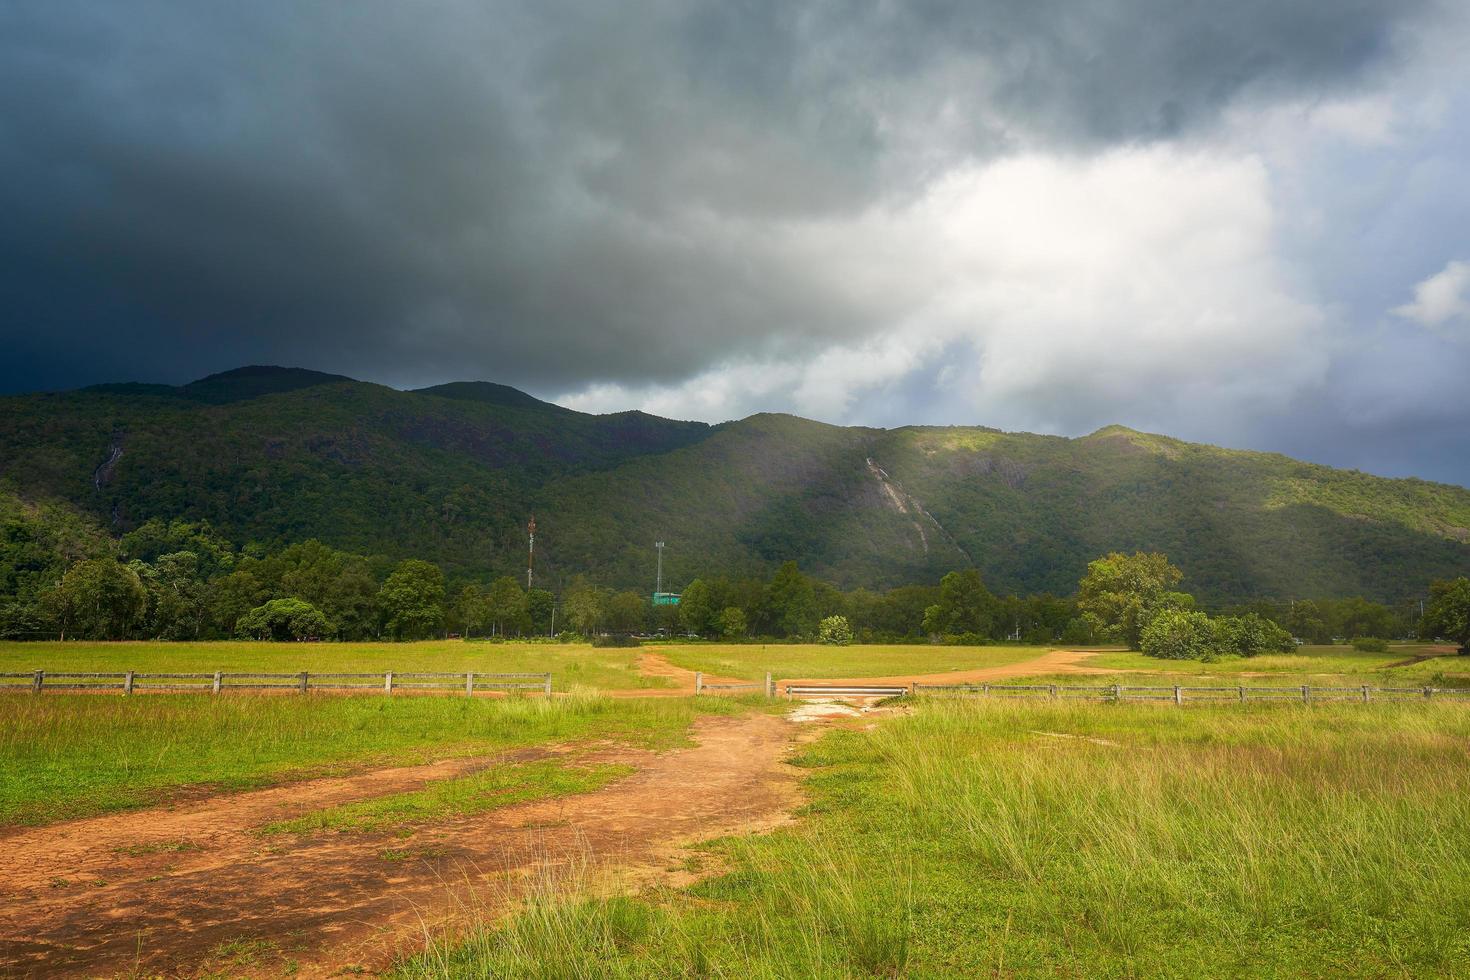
[2,365,1468,602]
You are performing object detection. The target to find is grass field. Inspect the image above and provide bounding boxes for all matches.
[399,698,1470,978]
[0,640,667,692]
[652,642,1060,680]
[0,692,744,828]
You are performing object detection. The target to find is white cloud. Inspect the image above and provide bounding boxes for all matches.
[559,145,1329,435]
[1392,259,1470,334]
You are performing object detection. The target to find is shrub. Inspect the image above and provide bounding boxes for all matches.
[1351,636,1389,653]
[1213,613,1295,657]
[818,615,853,646]
[235,597,332,641]
[591,634,641,648]
[1140,609,1216,661]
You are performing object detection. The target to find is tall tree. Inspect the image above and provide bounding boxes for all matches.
[562,577,606,635]
[1421,577,1470,654]
[376,559,446,640]
[679,578,715,636]
[765,561,818,638]
[46,557,147,640]
[485,576,529,636]
[1077,552,1186,650]
[922,569,996,637]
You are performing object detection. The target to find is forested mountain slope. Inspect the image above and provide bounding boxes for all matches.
[1,367,1467,601]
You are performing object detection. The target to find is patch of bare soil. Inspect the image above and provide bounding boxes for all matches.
[0,713,802,978]
[616,651,749,696]
[780,648,1121,689]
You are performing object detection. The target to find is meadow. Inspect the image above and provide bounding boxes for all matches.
[399,697,1470,978]
[0,639,668,692]
[0,693,744,827]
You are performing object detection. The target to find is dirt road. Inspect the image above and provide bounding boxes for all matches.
[771,648,1117,690]
[0,712,801,978]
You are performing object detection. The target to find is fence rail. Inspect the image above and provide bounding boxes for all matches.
[693,672,775,698]
[0,670,553,697]
[912,682,1470,704]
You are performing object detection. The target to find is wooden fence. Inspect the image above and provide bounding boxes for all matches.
[694,671,775,698]
[912,682,1470,704]
[0,670,553,697]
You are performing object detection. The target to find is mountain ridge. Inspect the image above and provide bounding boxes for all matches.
[1,367,1467,601]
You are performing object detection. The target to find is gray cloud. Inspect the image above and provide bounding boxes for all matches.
[1,0,1466,482]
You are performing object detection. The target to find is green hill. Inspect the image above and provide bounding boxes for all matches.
[1,367,1466,601]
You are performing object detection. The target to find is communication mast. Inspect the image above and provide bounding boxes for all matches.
[655,540,665,596]
[527,515,536,590]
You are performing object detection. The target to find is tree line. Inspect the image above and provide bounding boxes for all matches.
[2,514,1466,653]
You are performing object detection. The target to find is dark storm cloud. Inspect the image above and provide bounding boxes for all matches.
[0,0,1433,395]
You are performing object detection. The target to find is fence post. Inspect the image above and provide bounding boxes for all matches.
[1362,685,1371,703]
[1173,685,1182,706]
[1237,685,1245,703]
[212,671,222,695]
[1301,685,1310,704]
[765,672,773,698]
[982,683,989,697]
[1111,683,1120,703]
[465,672,474,697]
[1424,686,1433,700]
[31,669,43,694]
[299,671,309,695]
[543,673,552,697]
[1049,684,1058,699]
[695,671,703,695]
[384,671,393,695]
[124,670,135,696]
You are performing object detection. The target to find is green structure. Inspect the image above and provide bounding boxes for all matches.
[652,592,681,606]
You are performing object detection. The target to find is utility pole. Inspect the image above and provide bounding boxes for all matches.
[527,515,536,591]
[655,541,665,596]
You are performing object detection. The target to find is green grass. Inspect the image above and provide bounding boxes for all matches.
[0,692,741,828]
[261,759,633,835]
[652,642,1055,681]
[1073,643,1470,690]
[398,698,1470,978]
[0,639,669,692]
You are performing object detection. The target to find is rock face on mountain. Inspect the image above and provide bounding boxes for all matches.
[2,366,1468,600]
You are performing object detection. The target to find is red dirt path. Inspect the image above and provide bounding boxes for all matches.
[0,712,801,978]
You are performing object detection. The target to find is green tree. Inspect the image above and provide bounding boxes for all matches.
[765,561,818,638]
[526,588,556,635]
[1077,552,1186,650]
[46,558,147,640]
[486,576,529,636]
[1286,600,1331,644]
[236,597,332,641]
[376,559,446,640]
[562,577,606,635]
[134,551,209,639]
[923,569,996,637]
[1421,577,1470,654]
[716,606,747,639]
[818,614,853,645]
[1212,612,1295,657]
[449,585,488,636]
[210,569,268,637]
[679,578,715,636]
[605,590,648,634]
[1140,609,1216,661]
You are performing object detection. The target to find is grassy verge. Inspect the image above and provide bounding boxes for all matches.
[651,643,1058,680]
[398,698,1470,977]
[0,692,744,828]
[261,759,634,835]
[0,640,669,691]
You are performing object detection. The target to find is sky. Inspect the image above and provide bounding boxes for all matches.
[2,2,1468,485]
